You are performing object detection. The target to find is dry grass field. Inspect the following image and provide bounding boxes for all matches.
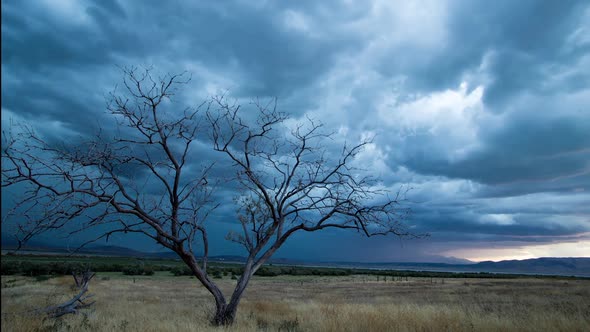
[2,273,589,331]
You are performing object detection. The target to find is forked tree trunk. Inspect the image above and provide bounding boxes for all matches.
[180,250,259,326]
[212,302,239,326]
[211,268,252,326]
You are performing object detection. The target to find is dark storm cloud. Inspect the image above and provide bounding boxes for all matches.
[2,0,363,126]
[2,0,131,69]
[119,0,361,99]
[2,0,589,261]
[459,0,590,107]
[373,0,590,106]
[413,210,588,239]
[400,92,590,189]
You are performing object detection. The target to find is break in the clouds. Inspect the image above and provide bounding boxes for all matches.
[2,0,589,262]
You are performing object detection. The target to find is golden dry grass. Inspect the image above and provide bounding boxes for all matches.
[2,274,589,331]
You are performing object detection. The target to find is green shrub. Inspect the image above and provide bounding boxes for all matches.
[122,265,155,276]
[171,266,192,276]
[255,267,278,277]
[35,275,52,282]
[143,266,155,276]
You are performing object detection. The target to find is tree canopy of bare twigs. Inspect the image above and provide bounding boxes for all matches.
[2,67,419,326]
[208,97,415,270]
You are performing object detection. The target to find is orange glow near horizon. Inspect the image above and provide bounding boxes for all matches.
[445,240,590,262]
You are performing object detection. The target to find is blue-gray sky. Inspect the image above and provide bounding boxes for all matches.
[2,0,589,262]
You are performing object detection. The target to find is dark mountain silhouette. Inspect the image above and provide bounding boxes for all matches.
[473,257,590,276]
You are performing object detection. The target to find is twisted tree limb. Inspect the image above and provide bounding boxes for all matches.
[39,271,96,318]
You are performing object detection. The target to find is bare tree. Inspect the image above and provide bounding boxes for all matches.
[204,96,417,324]
[2,68,417,326]
[2,67,223,322]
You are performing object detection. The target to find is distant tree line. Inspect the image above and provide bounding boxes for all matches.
[2,258,584,279]
[0,260,159,276]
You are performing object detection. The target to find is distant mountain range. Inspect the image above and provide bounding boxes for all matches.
[323,258,590,277]
[0,238,178,258]
[2,238,589,277]
[473,257,590,276]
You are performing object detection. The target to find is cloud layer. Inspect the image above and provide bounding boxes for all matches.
[2,0,589,262]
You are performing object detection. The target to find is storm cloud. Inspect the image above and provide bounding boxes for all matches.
[2,0,589,262]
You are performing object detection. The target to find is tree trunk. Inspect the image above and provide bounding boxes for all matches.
[211,267,253,326]
[212,301,239,326]
[178,253,235,325]
[179,252,257,326]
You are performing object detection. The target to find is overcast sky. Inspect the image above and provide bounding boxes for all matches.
[2,0,589,263]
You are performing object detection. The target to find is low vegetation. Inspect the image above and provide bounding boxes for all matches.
[2,273,589,331]
[2,254,584,280]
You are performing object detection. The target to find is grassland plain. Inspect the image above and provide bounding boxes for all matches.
[2,273,589,332]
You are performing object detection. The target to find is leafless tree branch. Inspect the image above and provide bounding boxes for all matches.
[2,68,423,326]
[2,67,227,323]
[38,270,96,318]
[205,95,424,322]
